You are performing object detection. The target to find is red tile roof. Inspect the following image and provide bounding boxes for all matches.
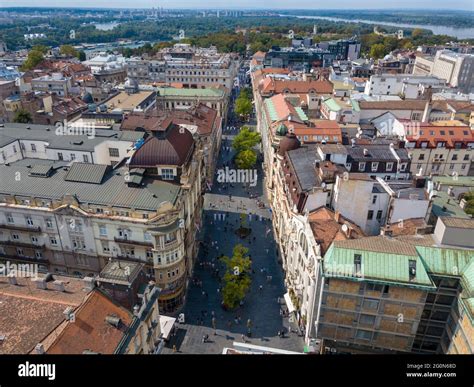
[309,207,365,254]
[46,289,133,354]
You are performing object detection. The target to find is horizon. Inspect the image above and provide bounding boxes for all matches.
[1,4,473,11]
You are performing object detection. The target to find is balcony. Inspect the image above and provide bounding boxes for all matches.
[114,237,154,248]
[0,252,48,264]
[0,224,42,233]
[115,255,150,264]
[0,240,45,249]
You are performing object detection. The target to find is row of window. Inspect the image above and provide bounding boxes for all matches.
[297,135,340,142]
[418,153,470,161]
[354,161,406,172]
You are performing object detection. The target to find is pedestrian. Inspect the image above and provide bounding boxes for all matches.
[234,317,239,324]
[259,285,263,291]
[173,345,177,352]
[241,334,246,342]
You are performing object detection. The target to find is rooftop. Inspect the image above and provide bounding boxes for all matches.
[0,274,89,354]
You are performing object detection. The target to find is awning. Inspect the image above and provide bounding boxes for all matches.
[159,315,176,340]
[283,292,296,314]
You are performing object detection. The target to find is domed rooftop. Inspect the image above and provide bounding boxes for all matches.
[278,131,300,156]
[275,123,288,137]
[129,125,194,168]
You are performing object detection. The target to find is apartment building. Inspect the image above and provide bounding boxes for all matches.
[431,50,474,93]
[0,123,203,312]
[0,123,144,166]
[364,74,445,98]
[331,174,429,236]
[310,229,473,354]
[127,44,239,89]
[31,73,72,97]
[403,121,473,177]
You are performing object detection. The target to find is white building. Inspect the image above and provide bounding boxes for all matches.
[364,74,446,99]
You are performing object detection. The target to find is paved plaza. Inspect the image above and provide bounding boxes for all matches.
[163,98,304,354]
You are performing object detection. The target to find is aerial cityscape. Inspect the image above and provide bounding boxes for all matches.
[0,2,472,384]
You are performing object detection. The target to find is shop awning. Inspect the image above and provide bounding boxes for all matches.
[283,292,296,314]
[159,315,176,340]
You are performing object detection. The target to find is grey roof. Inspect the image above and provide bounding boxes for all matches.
[318,144,348,155]
[0,164,181,211]
[65,163,109,184]
[287,145,321,191]
[98,260,143,285]
[29,165,53,177]
[0,123,144,152]
[440,217,474,229]
[346,145,409,162]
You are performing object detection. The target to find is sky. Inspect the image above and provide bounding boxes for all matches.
[1,1,473,11]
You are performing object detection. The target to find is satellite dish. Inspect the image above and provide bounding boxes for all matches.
[341,224,349,233]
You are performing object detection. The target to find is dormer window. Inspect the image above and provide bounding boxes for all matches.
[161,168,174,180]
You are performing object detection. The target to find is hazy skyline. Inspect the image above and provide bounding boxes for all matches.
[1,1,473,11]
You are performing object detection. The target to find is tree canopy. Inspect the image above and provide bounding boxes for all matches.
[235,149,257,169]
[232,127,261,153]
[221,244,252,310]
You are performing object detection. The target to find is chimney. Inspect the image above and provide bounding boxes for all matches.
[447,186,453,197]
[32,277,46,290]
[34,343,45,355]
[105,315,121,328]
[7,274,18,286]
[133,305,140,316]
[363,148,369,156]
[421,100,431,123]
[83,276,96,292]
[53,280,65,292]
[334,211,341,223]
[63,306,74,321]
[351,138,356,148]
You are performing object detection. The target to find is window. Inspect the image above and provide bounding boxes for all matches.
[35,251,43,259]
[399,163,407,172]
[355,329,372,340]
[372,195,377,204]
[50,237,58,246]
[359,314,376,326]
[461,164,467,170]
[108,148,119,157]
[12,233,20,240]
[102,242,110,253]
[376,210,383,220]
[358,162,366,172]
[13,145,17,153]
[70,153,76,161]
[449,164,454,170]
[452,154,458,161]
[386,162,393,171]
[464,154,470,161]
[31,236,39,244]
[161,168,174,180]
[146,249,153,258]
[371,162,379,172]
[367,210,374,220]
[26,217,34,226]
[362,299,379,310]
[6,213,14,223]
[83,154,89,163]
[31,144,36,152]
[17,248,24,256]
[58,152,63,160]
[418,154,425,161]
[99,225,107,236]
